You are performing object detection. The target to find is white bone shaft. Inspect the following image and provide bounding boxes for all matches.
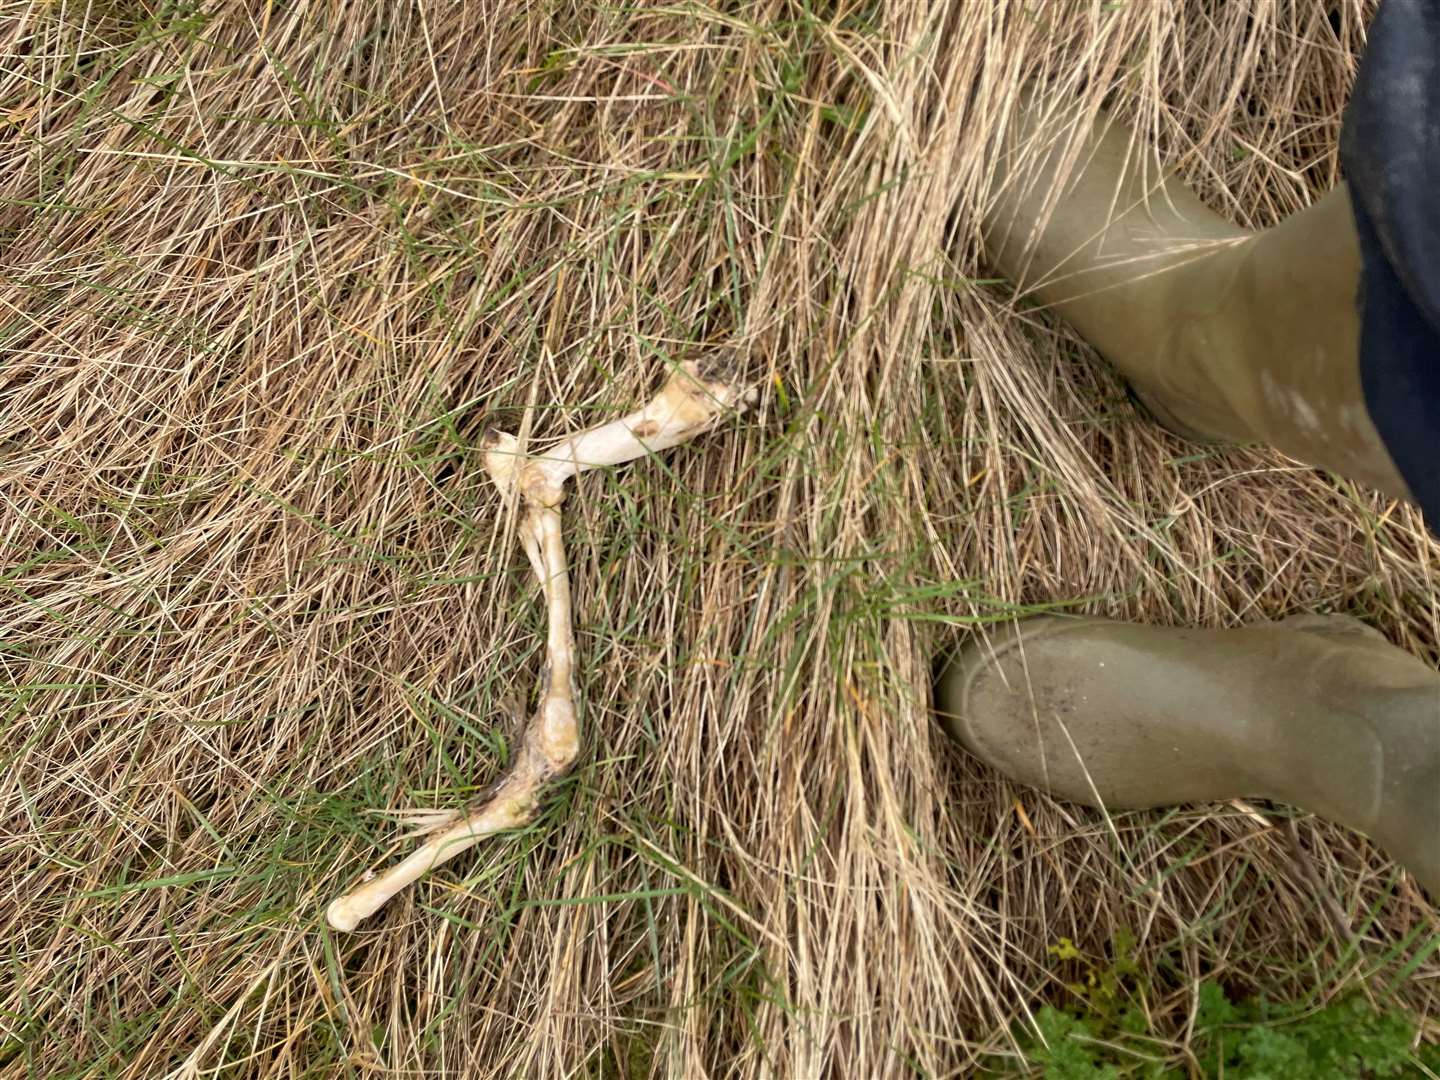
[325,781,535,931]
[527,370,743,494]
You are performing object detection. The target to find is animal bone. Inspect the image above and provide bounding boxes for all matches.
[326,359,750,931]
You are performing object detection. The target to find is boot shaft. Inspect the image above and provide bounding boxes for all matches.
[981,99,1410,499]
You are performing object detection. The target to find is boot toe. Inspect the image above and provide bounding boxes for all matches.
[937,616,1118,806]
[935,616,1256,809]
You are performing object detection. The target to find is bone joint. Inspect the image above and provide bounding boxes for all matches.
[326,359,750,932]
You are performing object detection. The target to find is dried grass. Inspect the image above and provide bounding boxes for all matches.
[1,1,1436,1076]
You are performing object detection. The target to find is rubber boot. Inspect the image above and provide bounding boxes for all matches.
[937,615,1440,897]
[982,98,1411,500]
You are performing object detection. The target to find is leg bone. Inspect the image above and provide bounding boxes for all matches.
[326,360,748,931]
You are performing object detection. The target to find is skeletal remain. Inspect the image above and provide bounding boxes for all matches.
[326,359,750,932]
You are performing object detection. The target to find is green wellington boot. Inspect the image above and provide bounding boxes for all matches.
[959,100,1436,896]
[937,615,1440,897]
[982,98,1411,499]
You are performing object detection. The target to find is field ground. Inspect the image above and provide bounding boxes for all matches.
[1,1,1436,1076]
